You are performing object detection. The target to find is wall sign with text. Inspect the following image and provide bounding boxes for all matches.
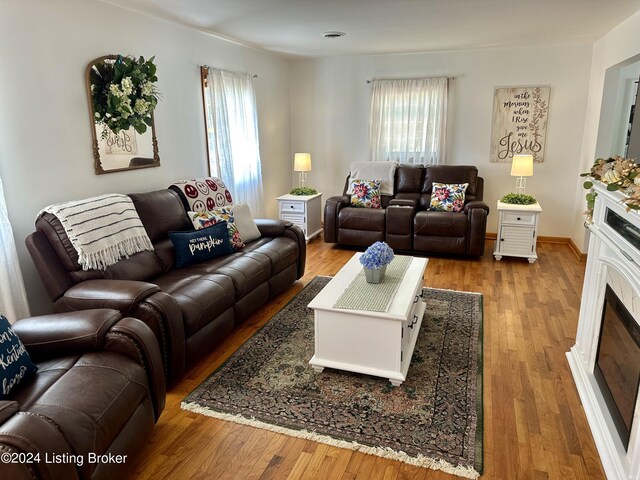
[490,86,550,163]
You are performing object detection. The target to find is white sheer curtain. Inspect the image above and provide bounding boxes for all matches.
[204,68,264,216]
[0,174,30,322]
[369,77,448,165]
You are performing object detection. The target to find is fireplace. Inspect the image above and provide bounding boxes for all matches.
[567,180,640,480]
[594,285,640,450]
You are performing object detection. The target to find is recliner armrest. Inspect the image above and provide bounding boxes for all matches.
[323,195,350,243]
[55,279,160,313]
[255,218,290,237]
[13,309,123,357]
[106,317,166,420]
[464,200,490,215]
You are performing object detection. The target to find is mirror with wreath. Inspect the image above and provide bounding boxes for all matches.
[85,54,160,174]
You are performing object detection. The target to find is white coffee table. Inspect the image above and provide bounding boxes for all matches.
[308,253,428,386]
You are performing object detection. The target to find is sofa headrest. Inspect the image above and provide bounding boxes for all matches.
[129,189,192,243]
[395,165,425,193]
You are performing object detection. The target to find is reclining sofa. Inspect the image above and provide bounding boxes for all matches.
[324,165,489,256]
[0,309,164,480]
[26,187,306,386]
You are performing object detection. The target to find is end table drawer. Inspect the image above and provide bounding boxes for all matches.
[502,211,536,226]
[281,212,305,224]
[281,201,305,213]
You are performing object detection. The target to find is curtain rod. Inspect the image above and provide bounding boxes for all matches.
[200,65,257,78]
[366,76,453,84]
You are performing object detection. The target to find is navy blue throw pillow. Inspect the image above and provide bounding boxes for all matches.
[0,315,37,399]
[169,222,234,268]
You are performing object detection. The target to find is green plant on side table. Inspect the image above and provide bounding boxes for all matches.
[289,187,318,196]
[500,193,538,205]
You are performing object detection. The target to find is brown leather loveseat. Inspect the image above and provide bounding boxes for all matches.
[324,165,489,256]
[0,309,164,480]
[26,188,306,386]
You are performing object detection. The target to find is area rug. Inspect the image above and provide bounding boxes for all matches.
[182,276,483,479]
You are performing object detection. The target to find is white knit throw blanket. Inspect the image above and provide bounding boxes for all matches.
[41,193,154,271]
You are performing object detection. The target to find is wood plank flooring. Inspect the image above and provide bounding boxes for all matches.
[130,238,604,479]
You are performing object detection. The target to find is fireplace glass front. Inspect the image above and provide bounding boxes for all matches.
[594,285,640,450]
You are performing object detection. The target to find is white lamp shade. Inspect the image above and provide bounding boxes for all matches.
[511,154,534,177]
[293,153,312,172]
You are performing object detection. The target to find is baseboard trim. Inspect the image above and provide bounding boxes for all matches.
[568,238,588,261]
[486,233,587,261]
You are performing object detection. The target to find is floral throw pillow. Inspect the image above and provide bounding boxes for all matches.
[429,183,469,212]
[350,179,382,209]
[188,208,245,250]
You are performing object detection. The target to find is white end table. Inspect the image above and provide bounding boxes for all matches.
[493,201,543,263]
[307,253,428,386]
[276,193,323,242]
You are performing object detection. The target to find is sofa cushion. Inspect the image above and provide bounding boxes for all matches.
[169,223,234,268]
[428,183,468,212]
[213,256,272,299]
[338,207,386,231]
[414,211,468,237]
[153,272,235,336]
[247,237,299,276]
[350,179,382,209]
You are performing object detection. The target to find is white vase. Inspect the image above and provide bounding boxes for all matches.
[364,265,387,284]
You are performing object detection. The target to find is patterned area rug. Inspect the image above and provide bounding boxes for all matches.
[182,276,483,478]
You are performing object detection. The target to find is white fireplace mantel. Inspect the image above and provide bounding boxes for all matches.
[567,181,640,480]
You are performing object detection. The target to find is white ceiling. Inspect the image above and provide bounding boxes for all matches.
[102,0,640,58]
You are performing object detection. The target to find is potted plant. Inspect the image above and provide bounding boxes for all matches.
[360,241,394,284]
[500,193,537,205]
[289,187,318,196]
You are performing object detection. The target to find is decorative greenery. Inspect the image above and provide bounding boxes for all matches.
[580,156,640,221]
[500,193,537,205]
[360,241,394,270]
[90,55,159,138]
[289,186,318,196]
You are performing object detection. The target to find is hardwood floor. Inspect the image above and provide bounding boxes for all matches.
[130,238,605,480]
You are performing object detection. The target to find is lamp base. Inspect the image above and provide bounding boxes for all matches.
[515,176,527,194]
[298,171,308,188]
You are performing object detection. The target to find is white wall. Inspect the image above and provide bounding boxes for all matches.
[290,44,593,238]
[572,9,640,252]
[0,0,291,314]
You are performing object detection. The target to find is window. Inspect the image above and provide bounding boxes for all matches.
[369,78,448,165]
[201,67,264,216]
[0,174,30,321]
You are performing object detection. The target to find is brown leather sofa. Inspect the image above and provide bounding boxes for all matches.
[0,309,164,480]
[26,188,306,386]
[324,165,489,256]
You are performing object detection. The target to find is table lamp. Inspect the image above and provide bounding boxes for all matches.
[511,154,533,194]
[294,153,311,187]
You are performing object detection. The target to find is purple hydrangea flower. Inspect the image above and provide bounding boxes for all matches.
[359,241,394,269]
